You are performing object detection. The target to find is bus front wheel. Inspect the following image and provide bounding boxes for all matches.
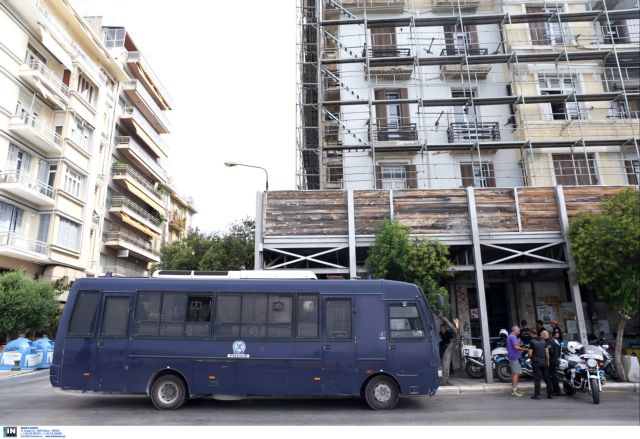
[150,375,187,410]
[364,375,399,410]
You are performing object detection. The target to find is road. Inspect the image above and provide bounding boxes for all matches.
[0,370,638,425]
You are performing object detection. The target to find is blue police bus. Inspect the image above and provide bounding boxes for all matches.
[51,276,442,410]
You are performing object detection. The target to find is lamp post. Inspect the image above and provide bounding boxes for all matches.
[224,161,269,192]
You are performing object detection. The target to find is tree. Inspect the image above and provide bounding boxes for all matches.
[569,188,640,382]
[159,218,255,271]
[0,271,60,343]
[365,220,456,382]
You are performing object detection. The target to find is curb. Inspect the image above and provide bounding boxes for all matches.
[438,382,638,395]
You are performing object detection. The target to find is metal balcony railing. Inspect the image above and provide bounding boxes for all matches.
[102,231,159,255]
[22,60,70,98]
[122,107,168,153]
[0,231,48,255]
[11,113,62,147]
[373,124,418,141]
[114,136,168,181]
[447,122,501,143]
[112,163,166,201]
[367,47,412,58]
[0,170,54,199]
[106,196,162,226]
[440,48,489,56]
[101,264,148,277]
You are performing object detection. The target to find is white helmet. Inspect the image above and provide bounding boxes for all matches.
[499,329,508,338]
[567,341,582,354]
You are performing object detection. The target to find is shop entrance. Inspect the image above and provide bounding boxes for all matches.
[467,284,510,342]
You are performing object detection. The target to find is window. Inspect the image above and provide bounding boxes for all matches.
[132,293,213,339]
[527,6,569,45]
[213,293,293,340]
[443,24,479,55]
[68,292,100,337]
[625,159,639,185]
[538,76,584,120]
[100,296,130,338]
[296,294,319,340]
[460,163,496,188]
[327,162,343,186]
[25,45,45,65]
[132,294,161,337]
[389,304,425,340]
[374,88,411,140]
[553,154,598,186]
[0,201,23,234]
[371,27,396,56]
[380,165,406,189]
[77,74,96,106]
[69,116,92,151]
[57,217,81,251]
[104,28,126,48]
[64,167,84,198]
[325,298,352,340]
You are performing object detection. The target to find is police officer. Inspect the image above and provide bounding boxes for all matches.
[543,330,562,396]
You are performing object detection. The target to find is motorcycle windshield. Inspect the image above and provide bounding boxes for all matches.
[581,345,604,361]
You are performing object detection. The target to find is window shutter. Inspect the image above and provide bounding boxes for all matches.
[399,88,410,127]
[467,25,479,49]
[625,160,638,185]
[460,164,474,187]
[406,164,418,189]
[375,165,382,189]
[486,163,496,188]
[443,25,455,55]
[527,7,548,45]
[374,89,388,128]
[6,145,19,170]
[63,70,71,87]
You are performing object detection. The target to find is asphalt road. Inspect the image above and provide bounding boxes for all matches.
[0,370,638,426]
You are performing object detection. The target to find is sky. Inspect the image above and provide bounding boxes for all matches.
[71,0,297,233]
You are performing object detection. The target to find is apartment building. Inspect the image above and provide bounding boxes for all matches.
[0,0,128,282]
[164,186,197,246]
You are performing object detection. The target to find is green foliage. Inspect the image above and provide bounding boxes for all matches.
[365,220,454,312]
[159,218,255,271]
[569,189,640,318]
[0,271,60,340]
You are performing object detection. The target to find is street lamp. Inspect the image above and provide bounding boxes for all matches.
[224,161,269,192]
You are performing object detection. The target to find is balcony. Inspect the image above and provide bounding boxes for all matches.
[114,136,168,183]
[17,60,69,110]
[8,113,62,155]
[102,231,160,263]
[168,211,186,232]
[126,51,173,111]
[433,0,480,12]
[440,48,493,80]
[0,231,48,263]
[101,263,148,278]
[365,47,414,80]
[372,124,418,142]
[331,1,406,13]
[0,171,55,207]
[107,196,163,234]
[112,163,166,213]
[447,122,501,143]
[119,107,168,158]
[121,80,171,134]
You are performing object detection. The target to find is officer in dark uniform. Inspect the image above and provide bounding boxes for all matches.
[543,330,562,396]
[520,320,532,346]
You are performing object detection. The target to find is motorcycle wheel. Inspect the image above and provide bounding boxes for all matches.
[496,361,512,383]
[590,377,600,404]
[563,382,576,396]
[465,362,484,379]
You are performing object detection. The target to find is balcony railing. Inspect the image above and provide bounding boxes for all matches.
[122,80,171,132]
[440,47,489,56]
[122,107,168,153]
[114,136,168,181]
[112,163,166,201]
[447,122,501,143]
[101,264,148,277]
[107,196,163,227]
[102,230,159,255]
[11,113,62,147]
[0,170,54,199]
[372,124,419,141]
[22,60,70,98]
[168,211,186,231]
[367,47,412,58]
[0,231,48,255]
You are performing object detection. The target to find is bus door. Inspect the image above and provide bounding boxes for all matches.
[321,297,357,395]
[93,292,133,392]
[386,301,430,391]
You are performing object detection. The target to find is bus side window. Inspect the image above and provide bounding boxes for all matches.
[68,291,100,337]
[100,296,130,338]
[133,294,161,338]
[389,304,424,340]
[214,293,293,340]
[296,294,319,340]
[185,295,212,338]
[325,299,352,340]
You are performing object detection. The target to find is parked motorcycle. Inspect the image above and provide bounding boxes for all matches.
[494,349,533,383]
[590,335,618,381]
[559,342,606,404]
[462,330,511,379]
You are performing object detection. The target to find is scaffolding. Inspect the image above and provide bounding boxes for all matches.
[296,0,640,190]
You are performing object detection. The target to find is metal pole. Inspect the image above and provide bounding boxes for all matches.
[555,185,588,345]
[347,189,356,279]
[467,186,493,383]
[254,191,264,270]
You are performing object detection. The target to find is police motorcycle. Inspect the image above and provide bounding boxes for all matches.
[558,341,606,404]
[590,334,618,381]
[493,329,534,382]
[462,330,509,379]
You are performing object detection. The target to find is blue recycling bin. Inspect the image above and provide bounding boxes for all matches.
[33,337,55,369]
[0,337,41,371]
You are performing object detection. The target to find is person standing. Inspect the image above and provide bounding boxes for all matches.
[507,325,527,397]
[550,320,563,342]
[520,320,532,346]
[438,323,454,375]
[535,320,548,337]
[543,330,562,396]
[529,330,554,399]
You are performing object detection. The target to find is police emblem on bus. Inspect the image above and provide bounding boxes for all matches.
[228,341,249,358]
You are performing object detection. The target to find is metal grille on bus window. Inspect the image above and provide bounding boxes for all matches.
[159,294,187,338]
[68,292,100,336]
[325,299,352,340]
[389,304,424,340]
[133,294,161,337]
[214,293,241,338]
[241,294,268,339]
[267,295,293,339]
[296,294,318,339]
[100,296,130,338]
[185,295,212,338]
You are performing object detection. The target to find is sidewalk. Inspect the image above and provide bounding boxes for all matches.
[0,369,43,379]
[438,375,639,395]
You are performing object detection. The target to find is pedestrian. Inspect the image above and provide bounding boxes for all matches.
[520,320,532,346]
[535,319,548,337]
[438,323,454,375]
[507,325,527,397]
[550,320,563,342]
[543,330,562,396]
[528,330,554,399]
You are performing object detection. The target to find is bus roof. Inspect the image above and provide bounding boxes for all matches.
[151,270,318,279]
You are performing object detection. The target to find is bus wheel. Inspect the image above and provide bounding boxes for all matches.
[364,375,399,410]
[150,375,187,410]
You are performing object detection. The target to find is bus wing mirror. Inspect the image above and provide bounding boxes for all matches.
[436,293,445,311]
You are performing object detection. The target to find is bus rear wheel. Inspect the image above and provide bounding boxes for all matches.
[364,375,399,410]
[150,375,187,410]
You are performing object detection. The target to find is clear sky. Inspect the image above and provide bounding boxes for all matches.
[71,0,297,233]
